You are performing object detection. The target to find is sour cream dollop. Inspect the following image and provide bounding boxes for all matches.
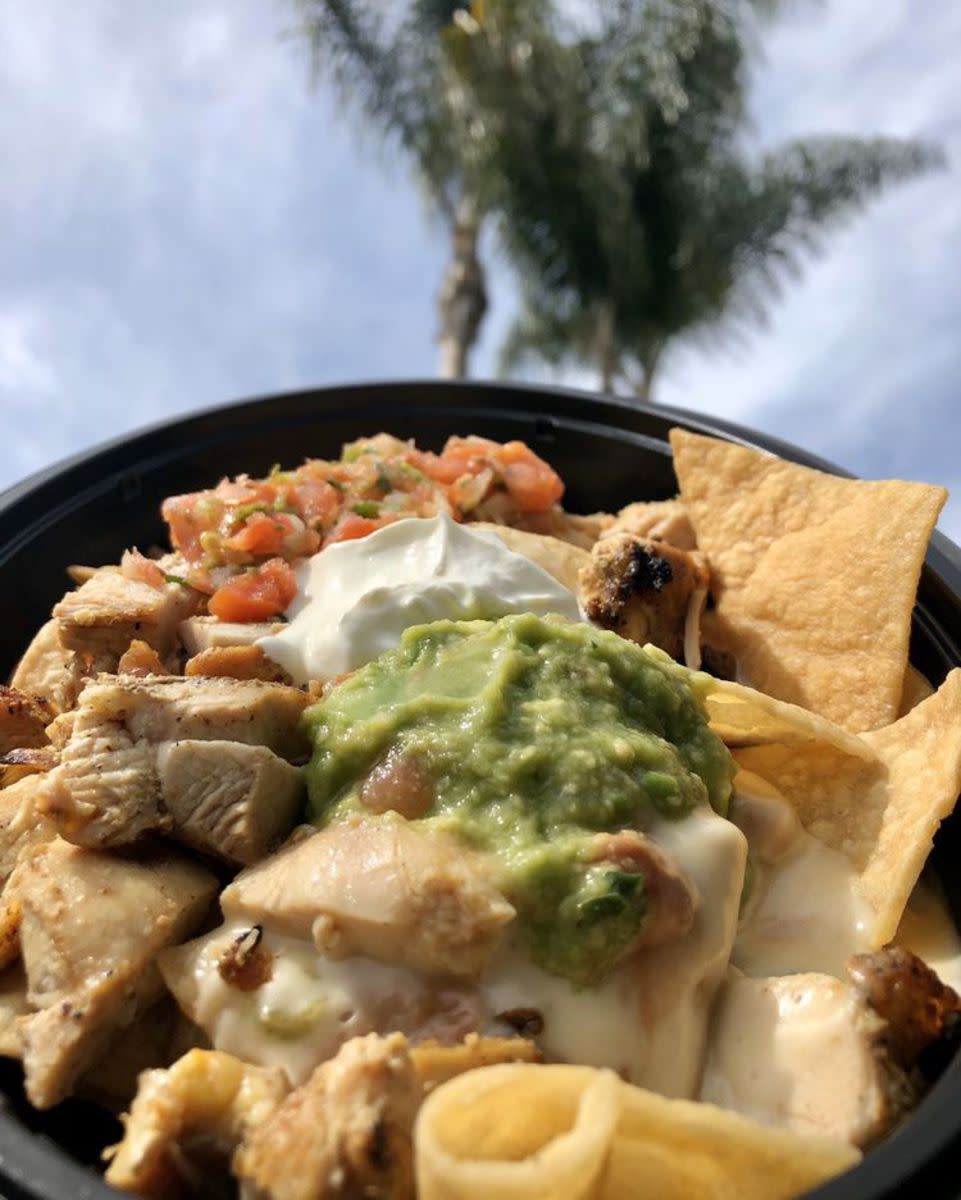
[258,514,582,684]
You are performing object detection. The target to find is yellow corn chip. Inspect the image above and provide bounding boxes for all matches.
[415,1063,859,1200]
[736,669,961,945]
[670,429,946,732]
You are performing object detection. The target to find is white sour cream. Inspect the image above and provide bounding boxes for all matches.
[258,515,582,684]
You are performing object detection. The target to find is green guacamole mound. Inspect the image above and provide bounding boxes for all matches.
[304,613,735,985]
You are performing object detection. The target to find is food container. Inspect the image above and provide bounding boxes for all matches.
[1,380,959,1198]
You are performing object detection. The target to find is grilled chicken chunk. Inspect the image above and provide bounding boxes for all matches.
[0,774,57,887]
[9,619,82,715]
[40,675,309,862]
[236,1032,418,1200]
[0,686,55,756]
[0,963,28,1058]
[8,838,217,1107]
[117,639,168,677]
[109,1033,537,1199]
[106,1048,288,1198]
[178,617,285,658]
[848,945,961,1071]
[53,571,200,661]
[185,643,292,683]
[0,774,58,969]
[157,740,304,865]
[579,532,710,662]
[220,816,515,978]
[701,972,915,1146]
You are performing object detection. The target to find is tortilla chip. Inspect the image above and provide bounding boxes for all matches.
[670,429,946,732]
[736,669,961,945]
[602,500,696,551]
[471,524,589,595]
[415,1063,859,1200]
[899,665,934,716]
[699,674,874,759]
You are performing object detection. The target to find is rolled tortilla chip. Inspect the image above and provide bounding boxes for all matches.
[416,1064,619,1200]
[415,1063,859,1200]
[736,669,961,945]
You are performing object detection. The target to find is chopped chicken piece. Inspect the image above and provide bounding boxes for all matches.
[117,639,168,677]
[54,571,200,660]
[106,1048,288,1198]
[0,745,57,789]
[74,675,309,756]
[8,838,216,1107]
[185,643,292,683]
[82,997,206,1111]
[0,774,57,969]
[603,499,696,550]
[847,945,961,1070]
[40,675,309,856]
[701,972,915,1146]
[0,685,55,756]
[9,619,81,714]
[66,563,107,586]
[221,817,514,979]
[109,1033,539,1199]
[0,962,28,1058]
[157,740,304,865]
[0,897,21,971]
[579,532,710,661]
[0,773,56,886]
[235,1032,419,1200]
[178,617,285,658]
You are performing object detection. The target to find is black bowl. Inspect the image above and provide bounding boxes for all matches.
[1,380,959,1199]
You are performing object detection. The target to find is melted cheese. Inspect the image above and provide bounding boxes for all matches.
[731,778,872,980]
[166,807,745,1096]
[700,971,892,1144]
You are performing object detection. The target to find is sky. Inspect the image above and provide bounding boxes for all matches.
[2,1,960,537]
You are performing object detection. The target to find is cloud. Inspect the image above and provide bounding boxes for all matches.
[1,0,959,552]
[655,0,961,540]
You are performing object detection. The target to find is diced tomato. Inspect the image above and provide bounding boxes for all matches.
[208,558,297,622]
[223,511,289,557]
[294,480,343,528]
[120,548,165,589]
[161,493,213,560]
[325,513,382,545]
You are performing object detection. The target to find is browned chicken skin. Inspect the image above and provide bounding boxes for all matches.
[848,944,961,1072]
[578,532,710,661]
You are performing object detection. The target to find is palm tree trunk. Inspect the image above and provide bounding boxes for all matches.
[597,301,617,392]
[635,342,663,404]
[437,196,488,379]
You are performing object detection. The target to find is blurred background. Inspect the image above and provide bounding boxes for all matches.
[2,1,959,533]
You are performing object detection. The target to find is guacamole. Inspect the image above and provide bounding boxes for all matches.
[304,613,734,984]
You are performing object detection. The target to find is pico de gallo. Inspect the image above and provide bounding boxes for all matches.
[126,434,564,623]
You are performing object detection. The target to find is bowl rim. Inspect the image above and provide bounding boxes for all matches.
[1,377,959,1200]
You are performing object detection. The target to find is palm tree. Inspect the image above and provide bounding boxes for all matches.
[445,1,944,399]
[294,0,490,378]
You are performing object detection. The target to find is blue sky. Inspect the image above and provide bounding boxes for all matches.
[2,2,959,537]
